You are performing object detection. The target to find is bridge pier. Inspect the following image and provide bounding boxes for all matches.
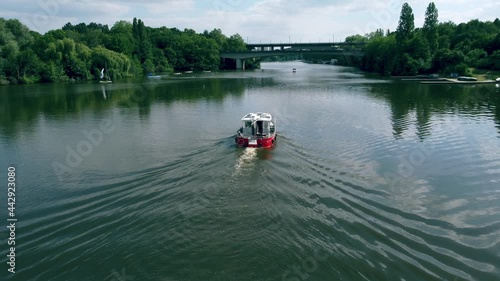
[236,59,246,70]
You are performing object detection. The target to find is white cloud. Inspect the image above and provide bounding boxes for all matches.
[0,0,498,39]
[144,0,195,15]
[0,0,130,32]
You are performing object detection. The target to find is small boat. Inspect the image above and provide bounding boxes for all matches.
[457,76,477,81]
[421,79,498,85]
[235,112,277,148]
[185,70,193,74]
[496,77,500,82]
[293,68,296,73]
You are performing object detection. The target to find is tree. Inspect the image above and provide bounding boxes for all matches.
[223,34,246,52]
[16,49,42,83]
[396,3,415,46]
[132,18,153,70]
[480,50,500,70]
[423,3,438,30]
[345,34,368,43]
[107,21,135,55]
[423,2,439,52]
[5,19,34,49]
[366,29,384,40]
[362,35,397,75]
[408,34,431,71]
[489,50,500,70]
[431,49,466,74]
[206,28,227,51]
[486,33,500,55]
[466,49,487,67]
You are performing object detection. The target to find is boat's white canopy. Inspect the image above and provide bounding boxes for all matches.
[241,112,273,122]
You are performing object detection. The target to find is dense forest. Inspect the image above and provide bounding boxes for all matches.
[345,2,500,76]
[0,17,255,85]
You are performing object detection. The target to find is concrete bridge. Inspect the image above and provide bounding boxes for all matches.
[221,42,366,69]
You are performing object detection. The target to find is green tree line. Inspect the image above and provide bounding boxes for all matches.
[0,17,254,85]
[347,2,500,76]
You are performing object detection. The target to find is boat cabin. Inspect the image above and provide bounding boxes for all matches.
[238,112,275,137]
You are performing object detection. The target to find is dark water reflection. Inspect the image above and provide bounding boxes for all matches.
[1,71,499,141]
[366,81,500,140]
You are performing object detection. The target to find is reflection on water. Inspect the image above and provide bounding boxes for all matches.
[0,77,249,138]
[101,84,107,100]
[367,81,500,140]
[0,62,499,281]
[1,72,499,141]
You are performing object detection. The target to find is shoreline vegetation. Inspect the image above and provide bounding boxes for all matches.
[1,2,499,86]
[0,17,259,85]
[334,2,500,80]
[274,2,499,81]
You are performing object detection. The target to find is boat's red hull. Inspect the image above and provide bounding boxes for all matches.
[235,134,276,148]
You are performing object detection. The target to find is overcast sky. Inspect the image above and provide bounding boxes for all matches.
[2,0,499,43]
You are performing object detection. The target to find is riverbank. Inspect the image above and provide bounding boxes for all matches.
[392,69,500,84]
[470,68,500,81]
[420,78,499,84]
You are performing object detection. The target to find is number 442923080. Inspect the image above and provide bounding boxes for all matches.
[7,167,16,217]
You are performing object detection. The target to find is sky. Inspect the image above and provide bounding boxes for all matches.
[1,0,499,43]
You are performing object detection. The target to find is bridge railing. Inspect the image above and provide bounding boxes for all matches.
[220,49,364,60]
[245,42,367,47]
[245,42,367,52]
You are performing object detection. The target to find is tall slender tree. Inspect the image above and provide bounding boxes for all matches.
[396,3,415,46]
[423,2,439,52]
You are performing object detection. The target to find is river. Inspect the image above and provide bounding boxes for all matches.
[0,61,499,281]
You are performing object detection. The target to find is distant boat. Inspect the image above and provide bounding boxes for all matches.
[496,77,500,82]
[147,74,161,79]
[293,68,296,73]
[185,70,193,74]
[457,76,477,81]
[174,73,182,75]
[99,65,112,84]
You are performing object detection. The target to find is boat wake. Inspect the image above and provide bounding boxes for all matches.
[233,148,258,176]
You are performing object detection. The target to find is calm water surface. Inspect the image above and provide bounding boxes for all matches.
[1,62,500,281]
